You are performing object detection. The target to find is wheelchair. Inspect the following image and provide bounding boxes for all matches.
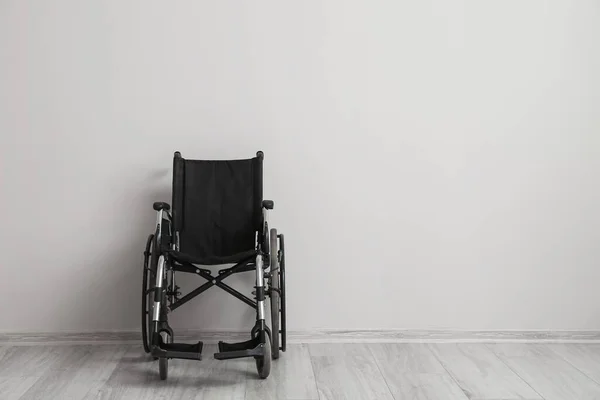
[141,151,286,380]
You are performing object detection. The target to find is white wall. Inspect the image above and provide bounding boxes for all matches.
[1,1,599,332]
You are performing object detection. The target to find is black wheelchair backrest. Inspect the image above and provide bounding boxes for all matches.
[171,151,263,262]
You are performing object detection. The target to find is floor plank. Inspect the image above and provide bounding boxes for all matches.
[20,378,105,400]
[370,344,468,400]
[429,344,542,399]
[308,343,375,358]
[19,345,128,400]
[0,345,75,378]
[46,345,126,381]
[90,345,185,400]
[1,342,600,399]
[170,344,249,400]
[369,343,449,374]
[490,344,600,400]
[0,377,40,400]
[245,344,319,400]
[309,344,394,400]
[547,344,600,384]
[95,344,249,400]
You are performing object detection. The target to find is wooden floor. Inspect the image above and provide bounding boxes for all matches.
[2,343,600,399]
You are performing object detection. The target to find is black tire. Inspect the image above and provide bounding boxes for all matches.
[279,234,287,352]
[159,357,168,380]
[263,222,269,255]
[269,229,280,359]
[141,233,155,353]
[159,331,172,380]
[148,228,161,358]
[256,334,272,379]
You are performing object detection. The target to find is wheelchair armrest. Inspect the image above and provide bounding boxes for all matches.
[153,202,171,211]
[262,200,274,210]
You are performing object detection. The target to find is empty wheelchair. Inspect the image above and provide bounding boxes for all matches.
[141,151,286,380]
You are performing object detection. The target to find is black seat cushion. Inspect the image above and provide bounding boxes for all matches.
[167,249,256,266]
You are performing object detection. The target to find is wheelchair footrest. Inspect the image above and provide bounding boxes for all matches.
[214,337,264,360]
[153,341,204,361]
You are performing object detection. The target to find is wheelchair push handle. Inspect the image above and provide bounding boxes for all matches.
[153,202,171,211]
[174,150,260,160]
[262,200,274,210]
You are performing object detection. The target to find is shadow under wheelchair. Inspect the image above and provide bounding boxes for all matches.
[107,345,255,389]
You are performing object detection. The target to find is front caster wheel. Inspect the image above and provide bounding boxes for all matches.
[255,335,272,379]
[158,331,172,380]
[159,357,168,380]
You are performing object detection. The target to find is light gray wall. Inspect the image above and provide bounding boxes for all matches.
[1,1,599,332]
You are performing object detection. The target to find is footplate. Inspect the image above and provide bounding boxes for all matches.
[214,336,264,360]
[152,341,203,360]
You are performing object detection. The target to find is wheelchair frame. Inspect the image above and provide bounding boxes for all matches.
[141,151,286,380]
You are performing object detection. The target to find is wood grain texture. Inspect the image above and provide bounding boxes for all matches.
[308,343,374,358]
[0,343,600,399]
[388,373,470,400]
[245,344,318,400]
[369,343,448,374]
[20,378,105,400]
[429,344,542,400]
[546,344,600,384]
[95,344,249,400]
[309,344,394,400]
[87,345,184,400]
[18,345,125,400]
[369,344,468,400]
[296,330,600,343]
[3,329,600,345]
[490,344,600,400]
[169,344,249,400]
[0,377,39,400]
[0,345,75,377]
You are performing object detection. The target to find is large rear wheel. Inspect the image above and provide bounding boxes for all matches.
[279,233,287,353]
[141,233,156,353]
[269,229,280,359]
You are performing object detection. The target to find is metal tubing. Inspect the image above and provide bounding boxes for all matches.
[155,210,163,242]
[153,255,165,322]
[170,280,213,311]
[255,254,265,320]
[216,282,257,309]
[169,257,259,311]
